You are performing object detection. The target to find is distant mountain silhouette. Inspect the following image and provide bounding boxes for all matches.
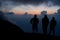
[5,12,15,15]
[0,19,24,33]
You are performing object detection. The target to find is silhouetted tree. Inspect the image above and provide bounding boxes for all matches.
[24,12,28,16]
[40,11,48,18]
[30,14,39,33]
[41,11,47,15]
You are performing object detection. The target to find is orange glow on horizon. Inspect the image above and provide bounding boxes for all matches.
[9,5,60,15]
[10,9,56,15]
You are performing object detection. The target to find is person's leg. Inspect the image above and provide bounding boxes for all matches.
[42,27,44,34]
[45,27,47,35]
[33,28,34,33]
[36,25,38,33]
[42,25,45,34]
[32,25,34,33]
[48,29,51,35]
[53,29,55,36]
[44,25,47,35]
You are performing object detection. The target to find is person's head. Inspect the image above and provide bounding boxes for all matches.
[52,17,55,20]
[44,15,47,17]
[34,14,37,18]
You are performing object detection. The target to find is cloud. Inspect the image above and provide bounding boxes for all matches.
[1,0,60,13]
[1,0,60,6]
[49,0,60,6]
[1,0,48,5]
[1,1,20,12]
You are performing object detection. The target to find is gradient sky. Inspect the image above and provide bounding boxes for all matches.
[1,0,60,15]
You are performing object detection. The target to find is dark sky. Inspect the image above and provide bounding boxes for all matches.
[1,0,60,6]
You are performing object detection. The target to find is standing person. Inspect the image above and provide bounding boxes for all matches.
[30,14,39,33]
[49,17,57,36]
[42,15,49,35]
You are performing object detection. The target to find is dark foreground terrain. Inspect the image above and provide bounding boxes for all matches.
[23,33,60,40]
[0,19,60,40]
[2,33,60,40]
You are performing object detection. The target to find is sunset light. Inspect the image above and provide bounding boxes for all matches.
[9,5,60,15]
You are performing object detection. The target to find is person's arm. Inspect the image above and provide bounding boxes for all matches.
[37,19,39,23]
[30,18,33,24]
[48,19,49,24]
[55,21,57,25]
[42,18,44,24]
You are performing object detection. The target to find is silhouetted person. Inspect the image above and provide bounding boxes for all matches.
[49,17,56,36]
[30,15,39,33]
[42,15,49,35]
